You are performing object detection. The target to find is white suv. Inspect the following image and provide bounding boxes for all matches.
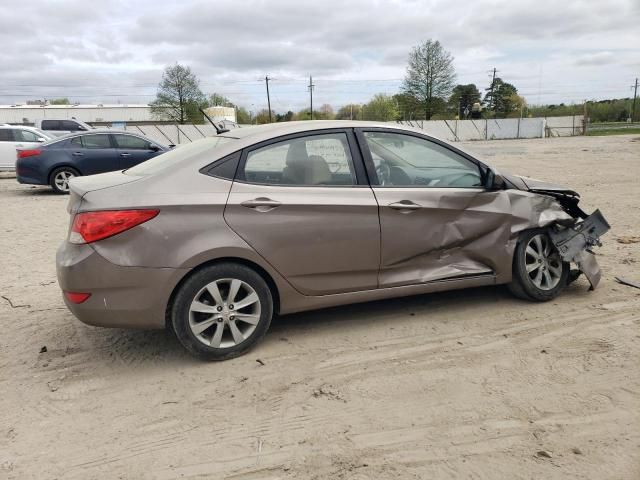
[0,125,52,170]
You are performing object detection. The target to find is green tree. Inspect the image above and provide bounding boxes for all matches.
[484,78,519,117]
[335,104,362,120]
[448,84,481,119]
[255,109,275,124]
[150,64,206,124]
[402,39,456,120]
[49,98,70,105]
[236,106,251,124]
[362,94,398,121]
[208,93,234,107]
[275,111,294,122]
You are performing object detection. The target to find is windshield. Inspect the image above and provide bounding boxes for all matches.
[124,137,235,176]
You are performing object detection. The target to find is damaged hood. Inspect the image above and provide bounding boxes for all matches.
[503,173,580,197]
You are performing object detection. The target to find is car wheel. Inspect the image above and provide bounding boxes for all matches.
[50,167,79,194]
[508,229,569,302]
[171,263,273,361]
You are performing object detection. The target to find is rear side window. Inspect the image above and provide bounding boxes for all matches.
[0,129,13,141]
[113,134,150,150]
[242,133,355,186]
[79,134,112,149]
[41,120,61,130]
[15,129,39,142]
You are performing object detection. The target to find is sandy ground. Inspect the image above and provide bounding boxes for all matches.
[0,134,639,479]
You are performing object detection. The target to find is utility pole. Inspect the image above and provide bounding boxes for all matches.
[488,67,497,116]
[265,76,272,123]
[308,76,315,120]
[632,77,638,122]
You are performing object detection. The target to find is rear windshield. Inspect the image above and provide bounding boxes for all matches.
[124,137,235,176]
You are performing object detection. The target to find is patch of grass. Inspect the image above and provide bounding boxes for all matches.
[587,127,640,136]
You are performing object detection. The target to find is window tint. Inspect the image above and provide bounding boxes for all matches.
[243,133,355,186]
[80,134,111,149]
[0,129,13,141]
[113,134,150,150]
[41,120,60,130]
[364,132,482,188]
[15,129,39,142]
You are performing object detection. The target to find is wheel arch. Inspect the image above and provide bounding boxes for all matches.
[164,256,281,330]
[48,164,81,184]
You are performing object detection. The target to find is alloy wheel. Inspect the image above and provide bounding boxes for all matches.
[54,170,75,192]
[524,233,563,290]
[188,278,261,348]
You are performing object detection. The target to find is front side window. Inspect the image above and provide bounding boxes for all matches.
[80,134,112,149]
[243,133,355,186]
[61,120,83,131]
[113,134,151,150]
[364,132,482,188]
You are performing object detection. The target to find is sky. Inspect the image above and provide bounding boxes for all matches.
[0,0,638,113]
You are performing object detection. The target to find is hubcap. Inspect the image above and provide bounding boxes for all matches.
[54,171,75,192]
[188,278,261,348]
[524,234,563,290]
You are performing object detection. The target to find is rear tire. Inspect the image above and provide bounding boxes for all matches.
[508,229,569,302]
[49,167,79,194]
[171,263,273,361]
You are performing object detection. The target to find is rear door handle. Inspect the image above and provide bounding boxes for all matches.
[388,200,421,212]
[241,197,282,211]
[120,153,131,157]
[72,152,84,156]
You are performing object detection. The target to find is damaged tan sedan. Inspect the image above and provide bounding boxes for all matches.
[56,121,609,360]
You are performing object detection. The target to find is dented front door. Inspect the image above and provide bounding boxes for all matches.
[357,129,514,287]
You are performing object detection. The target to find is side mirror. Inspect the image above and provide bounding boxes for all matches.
[149,144,161,152]
[36,137,46,142]
[486,170,506,190]
[77,125,87,131]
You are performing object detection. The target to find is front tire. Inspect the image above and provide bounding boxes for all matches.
[508,229,569,302]
[49,167,79,194]
[171,263,273,361]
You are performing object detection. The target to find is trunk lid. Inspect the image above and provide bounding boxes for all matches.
[67,170,141,213]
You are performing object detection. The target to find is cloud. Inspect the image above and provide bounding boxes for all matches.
[0,0,637,110]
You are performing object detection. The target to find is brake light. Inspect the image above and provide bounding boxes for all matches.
[18,149,42,159]
[70,209,159,244]
[64,292,91,304]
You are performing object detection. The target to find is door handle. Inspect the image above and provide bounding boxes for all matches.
[120,153,131,157]
[388,200,421,212]
[241,197,282,211]
[72,152,84,156]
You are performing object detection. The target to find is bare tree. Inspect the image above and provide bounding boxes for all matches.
[402,40,456,120]
[150,64,205,124]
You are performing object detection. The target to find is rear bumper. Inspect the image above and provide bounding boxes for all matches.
[56,241,189,329]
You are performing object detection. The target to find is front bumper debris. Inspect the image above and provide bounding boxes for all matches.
[549,209,610,289]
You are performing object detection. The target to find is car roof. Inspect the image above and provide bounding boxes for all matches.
[40,129,167,148]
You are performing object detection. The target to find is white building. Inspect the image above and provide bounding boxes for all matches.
[0,104,154,125]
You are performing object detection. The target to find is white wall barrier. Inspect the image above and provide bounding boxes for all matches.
[394,116,583,141]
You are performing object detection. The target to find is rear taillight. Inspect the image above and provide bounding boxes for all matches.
[17,149,42,159]
[64,292,91,304]
[69,209,159,244]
